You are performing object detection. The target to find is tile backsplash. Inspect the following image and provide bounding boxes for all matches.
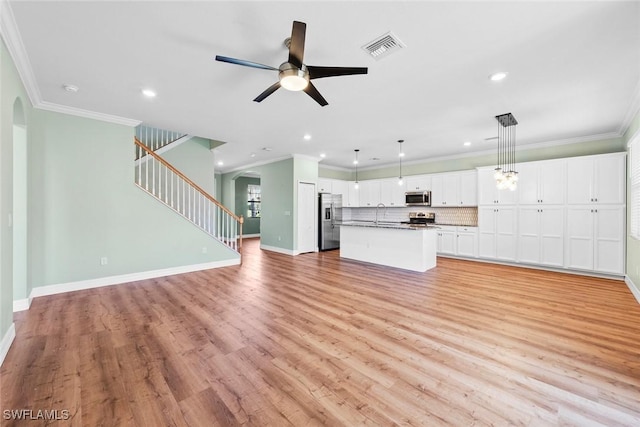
[343,206,478,226]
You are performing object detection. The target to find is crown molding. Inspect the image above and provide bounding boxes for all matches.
[1,1,141,127]
[0,0,41,106]
[36,101,141,127]
[318,163,351,172]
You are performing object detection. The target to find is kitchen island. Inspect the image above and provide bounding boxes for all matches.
[340,222,437,272]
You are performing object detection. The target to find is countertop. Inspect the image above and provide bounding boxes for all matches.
[339,221,439,231]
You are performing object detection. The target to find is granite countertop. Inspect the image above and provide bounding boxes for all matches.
[339,221,438,231]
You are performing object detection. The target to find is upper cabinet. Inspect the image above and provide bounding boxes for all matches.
[358,180,381,207]
[477,168,518,205]
[517,159,566,205]
[331,180,349,198]
[567,153,626,205]
[431,171,477,207]
[318,178,333,193]
[405,175,432,192]
[380,178,406,207]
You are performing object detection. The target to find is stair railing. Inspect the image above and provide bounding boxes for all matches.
[134,137,244,255]
[135,125,187,159]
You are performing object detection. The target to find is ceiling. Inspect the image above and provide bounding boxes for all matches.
[5,1,640,173]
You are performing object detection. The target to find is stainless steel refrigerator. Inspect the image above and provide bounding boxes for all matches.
[319,193,342,251]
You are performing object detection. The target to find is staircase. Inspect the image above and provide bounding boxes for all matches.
[134,136,244,256]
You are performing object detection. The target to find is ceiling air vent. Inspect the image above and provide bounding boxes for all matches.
[362,31,405,60]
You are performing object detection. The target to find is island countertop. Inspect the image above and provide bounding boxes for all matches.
[339,221,440,230]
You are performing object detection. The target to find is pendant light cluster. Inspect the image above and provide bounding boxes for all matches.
[494,112,519,191]
[353,149,360,189]
[397,139,405,186]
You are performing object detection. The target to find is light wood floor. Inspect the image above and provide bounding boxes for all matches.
[1,238,639,426]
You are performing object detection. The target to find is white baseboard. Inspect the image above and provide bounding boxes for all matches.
[13,297,32,312]
[0,323,16,367]
[260,244,297,256]
[625,276,640,305]
[30,258,240,299]
[243,234,260,238]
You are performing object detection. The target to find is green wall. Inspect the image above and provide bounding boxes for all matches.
[28,110,238,287]
[1,37,33,340]
[625,111,640,291]
[320,137,626,181]
[235,176,261,235]
[162,136,215,194]
[221,156,319,253]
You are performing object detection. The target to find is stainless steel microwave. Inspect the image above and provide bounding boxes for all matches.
[405,191,431,206]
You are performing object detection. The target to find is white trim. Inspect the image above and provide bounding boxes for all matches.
[0,0,41,106]
[223,155,292,175]
[620,78,640,136]
[292,153,322,163]
[318,164,351,173]
[625,276,640,305]
[36,101,140,127]
[260,244,297,256]
[0,323,16,367]
[30,259,239,299]
[13,296,32,312]
[243,233,260,238]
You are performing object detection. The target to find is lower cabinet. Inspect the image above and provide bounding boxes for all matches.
[478,206,517,261]
[436,226,478,257]
[517,206,564,267]
[566,205,625,275]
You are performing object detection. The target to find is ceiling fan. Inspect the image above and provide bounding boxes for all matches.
[215,21,368,106]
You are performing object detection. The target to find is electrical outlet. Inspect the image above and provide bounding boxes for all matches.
[100,257,108,266]
[202,247,208,254]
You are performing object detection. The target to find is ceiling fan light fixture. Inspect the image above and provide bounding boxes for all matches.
[279,63,309,91]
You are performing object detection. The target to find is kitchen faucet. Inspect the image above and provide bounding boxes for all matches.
[375,203,386,224]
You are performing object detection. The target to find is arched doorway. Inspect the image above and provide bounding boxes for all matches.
[13,98,28,306]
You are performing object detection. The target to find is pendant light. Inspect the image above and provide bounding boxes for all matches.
[397,139,404,186]
[353,149,360,189]
[494,112,519,191]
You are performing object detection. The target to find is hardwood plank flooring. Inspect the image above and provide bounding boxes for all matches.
[1,238,639,426]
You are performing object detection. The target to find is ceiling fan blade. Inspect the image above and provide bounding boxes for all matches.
[307,66,368,79]
[253,81,281,103]
[288,21,306,68]
[303,82,328,106]
[215,55,277,71]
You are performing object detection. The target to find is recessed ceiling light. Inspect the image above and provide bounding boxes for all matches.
[262,147,272,151]
[62,84,79,93]
[303,134,312,141]
[217,161,224,166]
[250,153,256,158]
[464,141,471,146]
[142,89,157,98]
[320,153,326,158]
[489,72,508,82]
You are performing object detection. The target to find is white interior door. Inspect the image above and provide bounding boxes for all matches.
[297,182,316,254]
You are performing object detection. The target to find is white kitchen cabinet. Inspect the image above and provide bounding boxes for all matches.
[405,175,432,192]
[458,171,478,206]
[456,226,478,258]
[331,180,348,198]
[477,167,518,205]
[436,226,478,257]
[517,206,564,267]
[358,180,381,207]
[478,206,517,261]
[431,171,477,207]
[436,226,457,255]
[344,181,359,207]
[318,178,333,193]
[567,153,625,205]
[518,159,566,205]
[566,205,625,275]
[380,178,406,207]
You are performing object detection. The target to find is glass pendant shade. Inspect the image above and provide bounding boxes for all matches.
[354,149,360,189]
